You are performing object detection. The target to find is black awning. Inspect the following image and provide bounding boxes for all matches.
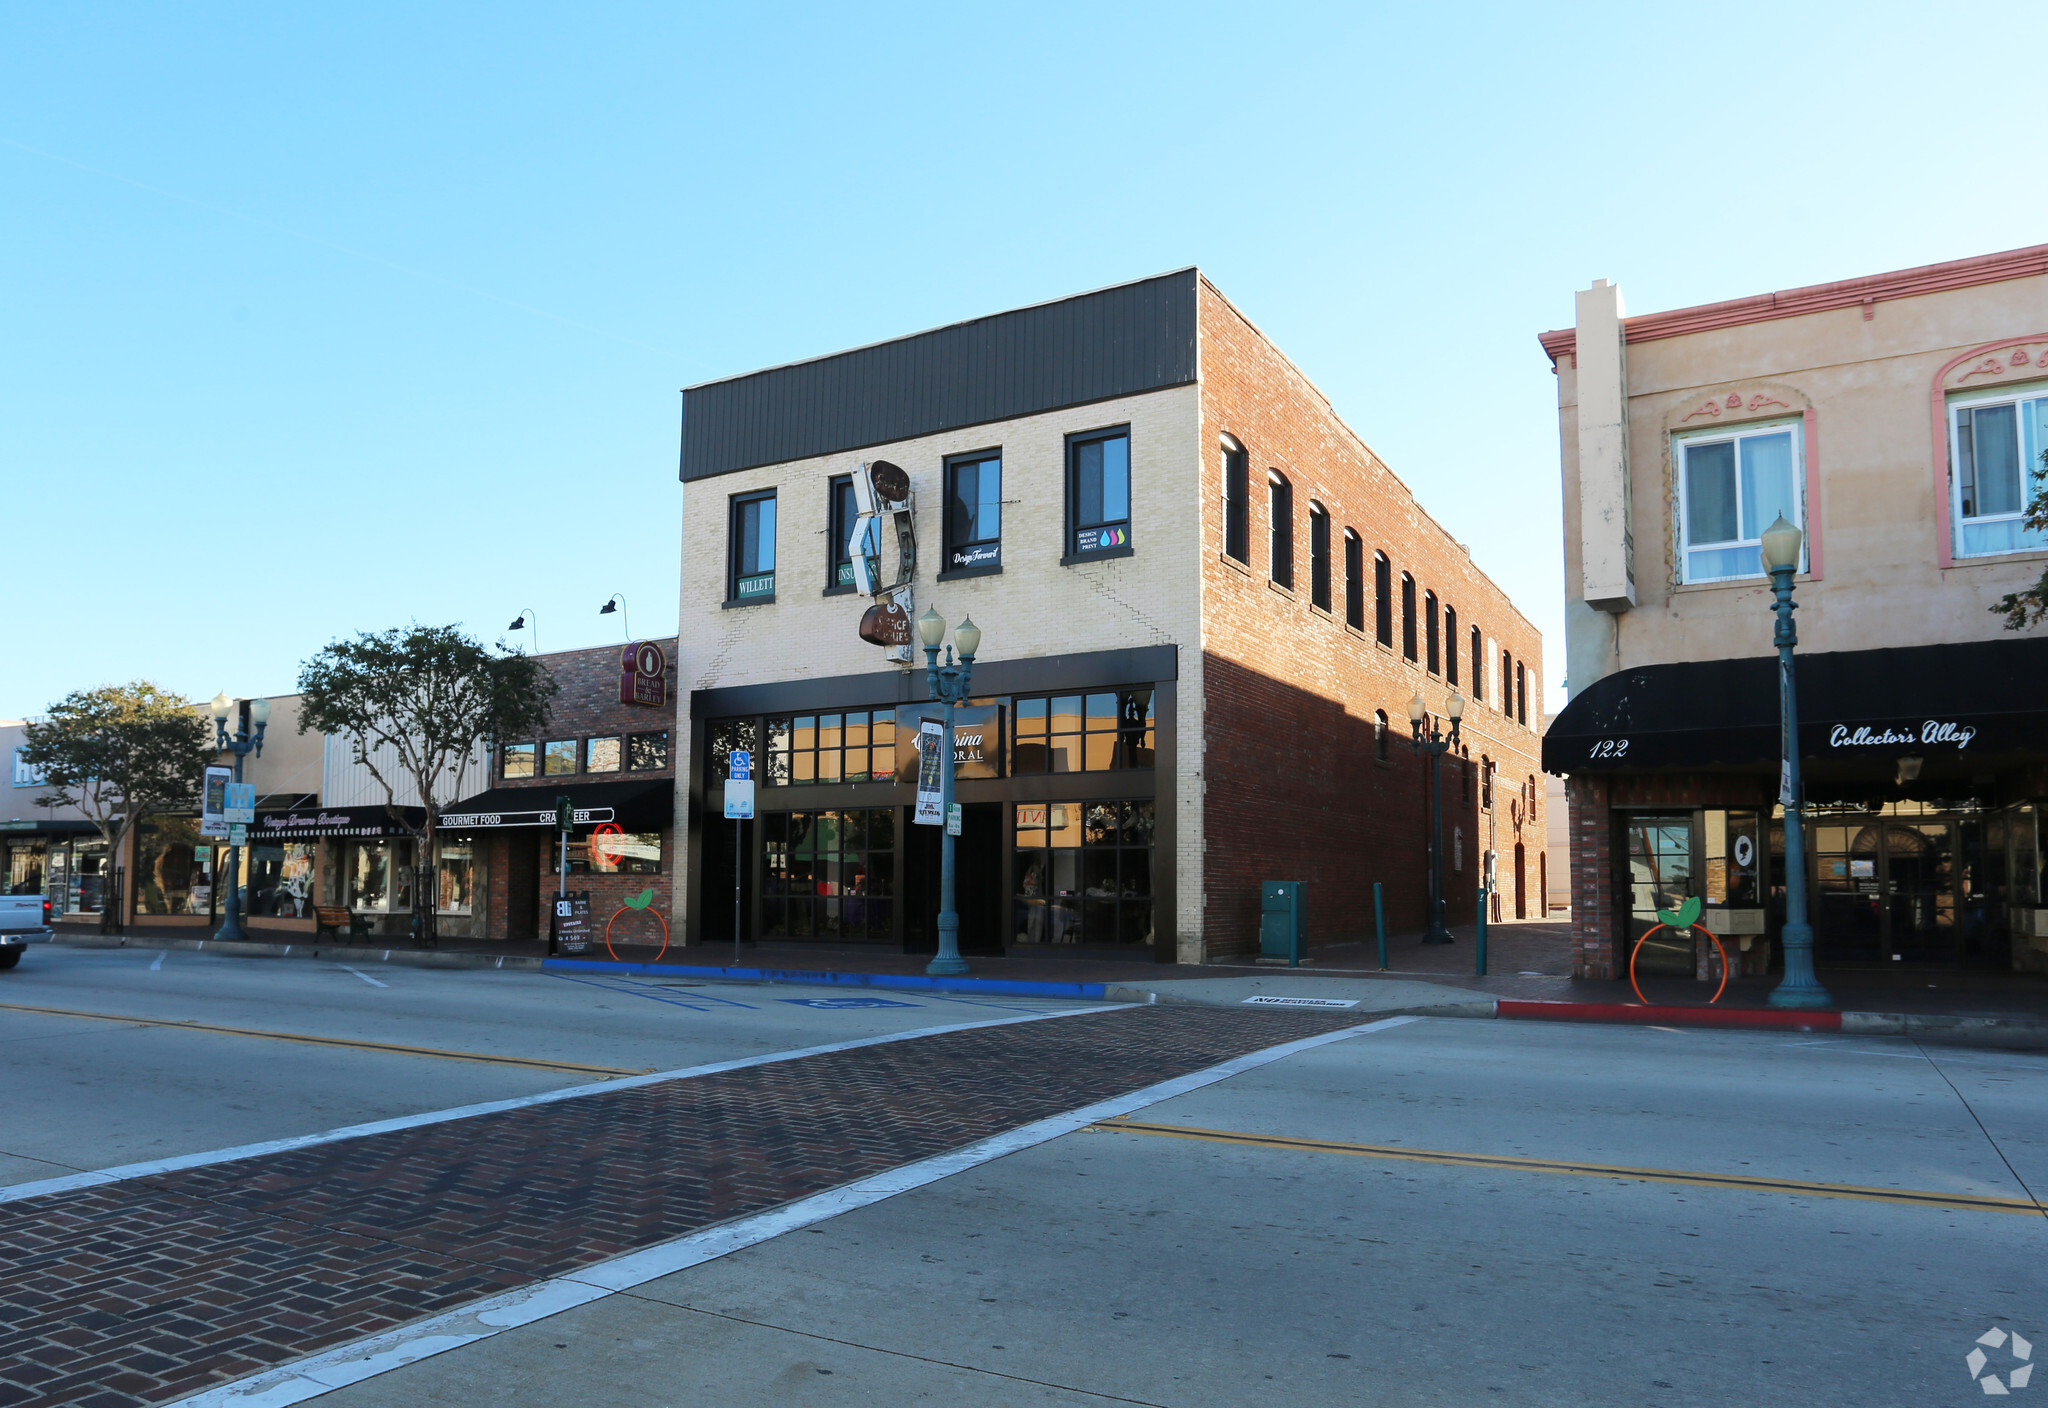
[251,805,423,841]
[1544,636,2048,774]
[436,778,674,831]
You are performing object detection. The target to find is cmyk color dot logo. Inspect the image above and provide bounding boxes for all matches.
[1967,1326,2033,1395]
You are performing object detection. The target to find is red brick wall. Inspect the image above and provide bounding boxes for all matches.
[1567,775,1617,979]
[1195,282,1547,959]
[475,638,679,945]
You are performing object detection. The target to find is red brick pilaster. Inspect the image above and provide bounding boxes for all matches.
[1567,775,1617,979]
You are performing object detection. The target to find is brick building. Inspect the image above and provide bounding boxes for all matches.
[676,271,1544,964]
[1541,246,2048,984]
[435,639,678,948]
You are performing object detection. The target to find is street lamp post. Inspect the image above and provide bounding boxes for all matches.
[1408,690,1465,946]
[917,607,981,978]
[1761,516,1832,1010]
[208,692,271,943]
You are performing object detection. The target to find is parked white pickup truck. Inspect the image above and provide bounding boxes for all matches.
[0,893,52,970]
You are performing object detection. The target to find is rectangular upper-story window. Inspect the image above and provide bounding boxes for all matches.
[1674,421,1802,583]
[729,490,777,602]
[945,451,1003,574]
[827,475,880,591]
[1951,387,2048,558]
[502,742,535,779]
[1067,428,1132,560]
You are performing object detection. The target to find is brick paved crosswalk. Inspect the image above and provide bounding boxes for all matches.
[0,1004,1358,1408]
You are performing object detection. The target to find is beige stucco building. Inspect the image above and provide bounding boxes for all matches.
[1543,245,2048,983]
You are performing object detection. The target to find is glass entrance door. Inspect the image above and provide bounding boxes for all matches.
[1884,822,1955,964]
[1625,814,1695,977]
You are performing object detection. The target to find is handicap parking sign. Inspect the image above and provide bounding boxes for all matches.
[777,997,918,1009]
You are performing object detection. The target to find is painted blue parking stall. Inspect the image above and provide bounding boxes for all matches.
[541,957,1109,1001]
[543,971,761,1012]
[777,997,920,1010]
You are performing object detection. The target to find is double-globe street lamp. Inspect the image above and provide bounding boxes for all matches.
[1760,515,1832,1010]
[208,692,271,943]
[1408,689,1465,947]
[916,607,981,978]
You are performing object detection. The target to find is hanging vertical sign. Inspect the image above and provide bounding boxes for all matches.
[201,766,232,839]
[913,720,945,825]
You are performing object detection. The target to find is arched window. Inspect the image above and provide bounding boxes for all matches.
[1400,573,1417,661]
[1221,436,1249,564]
[1470,626,1483,699]
[1481,755,1493,808]
[1343,530,1364,630]
[1444,606,1459,686]
[1424,590,1440,674]
[1374,709,1389,762]
[1462,745,1474,803]
[1308,502,1331,611]
[1269,472,1294,588]
[1517,661,1528,725]
[1501,648,1513,712]
[1374,553,1393,645]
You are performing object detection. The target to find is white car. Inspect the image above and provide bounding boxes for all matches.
[0,893,53,970]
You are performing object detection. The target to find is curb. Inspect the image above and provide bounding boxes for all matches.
[50,935,542,972]
[1496,999,2048,1047]
[543,958,1107,1000]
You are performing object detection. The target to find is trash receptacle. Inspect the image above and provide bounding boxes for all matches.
[1259,881,1307,966]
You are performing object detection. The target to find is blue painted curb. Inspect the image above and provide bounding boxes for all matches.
[540,957,1107,1000]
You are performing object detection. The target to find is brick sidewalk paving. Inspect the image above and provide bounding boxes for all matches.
[1,1005,1358,1408]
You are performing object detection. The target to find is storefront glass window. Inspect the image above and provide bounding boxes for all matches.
[710,719,760,781]
[437,842,475,913]
[346,839,414,912]
[1011,690,1153,773]
[70,837,108,914]
[1626,815,1695,977]
[249,843,315,917]
[7,841,46,895]
[134,816,203,915]
[584,831,659,874]
[760,809,894,941]
[1014,800,1153,947]
[628,731,669,771]
[543,739,578,775]
[587,736,622,773]
[503,743,536,778]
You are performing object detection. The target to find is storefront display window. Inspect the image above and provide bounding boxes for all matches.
[1011,690,1153,773]
[588,831,660,874]
[437,843,475,914]
[761,809,894,941]
[135,815,208,915]
[1013,800,1153,946]
[6,841,45,896]
[587,736,622,773]
[710,719,759,782]
[249,843,314,918]
[70,838,108,914]
[769,711,899,785]
[1626,815,1694,976]
[345,839,414,912]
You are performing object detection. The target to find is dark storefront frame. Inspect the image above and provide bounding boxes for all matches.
[688,645,1178,961]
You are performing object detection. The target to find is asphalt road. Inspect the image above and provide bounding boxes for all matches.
[9,946,2047,1407]
[0,944,1080,1188]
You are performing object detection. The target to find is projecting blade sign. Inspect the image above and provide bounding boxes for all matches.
[851,459,917,662]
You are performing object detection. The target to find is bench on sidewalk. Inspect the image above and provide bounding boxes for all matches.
[314,906,371,940]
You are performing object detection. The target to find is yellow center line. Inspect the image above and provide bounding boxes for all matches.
[0,1001,651,1077]
[1090,1118,2047,1218]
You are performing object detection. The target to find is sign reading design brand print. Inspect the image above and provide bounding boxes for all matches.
[1828,721,1978,750]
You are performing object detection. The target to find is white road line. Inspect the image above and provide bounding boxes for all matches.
[0,1005,1123,1205]
[168,1014,1424,1408]
[150,952,166,971]
[339,966,388,989]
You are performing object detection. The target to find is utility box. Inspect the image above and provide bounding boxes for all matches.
[1259,881,1307,966]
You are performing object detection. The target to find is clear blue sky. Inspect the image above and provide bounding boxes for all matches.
[5,2,2039,718]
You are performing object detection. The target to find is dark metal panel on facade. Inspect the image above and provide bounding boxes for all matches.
[680,270,1200,481]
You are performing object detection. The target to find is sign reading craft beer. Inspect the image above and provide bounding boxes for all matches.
[619,641,668,707]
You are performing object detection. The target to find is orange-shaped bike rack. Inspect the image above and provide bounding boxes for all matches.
[603,907,670,962]
[1629,923,1730,1006]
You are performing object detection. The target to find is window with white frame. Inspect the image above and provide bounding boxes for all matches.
[1673,421,1803,583]
[1950,385,2048,558]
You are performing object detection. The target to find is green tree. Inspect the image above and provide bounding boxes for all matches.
[297,624,555,945]
[1990,453,2048,630]
[21,682,211,934]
